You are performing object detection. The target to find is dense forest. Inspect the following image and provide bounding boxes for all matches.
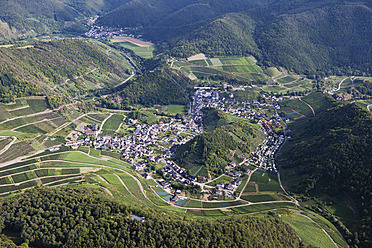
[0,187,303,247]
[0,39,130,102]
[102,69,192,108]
[175,108,265,177]
[277,103,372,247]
[0,72,43,103]
[98,0,372,77]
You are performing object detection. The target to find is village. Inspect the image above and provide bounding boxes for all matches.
[85,15,142,40]
[62,88,289,203]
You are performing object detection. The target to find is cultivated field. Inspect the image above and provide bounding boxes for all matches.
[111,36,154,47]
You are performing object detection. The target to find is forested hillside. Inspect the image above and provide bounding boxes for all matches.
[0,0,125,40]
[175,108,265,178]
[98,0,372,76]
[98,0,271,28]
[0,39,131,102]
[278,103,372,247]
[0,187,303,247]
[101,69,192,108]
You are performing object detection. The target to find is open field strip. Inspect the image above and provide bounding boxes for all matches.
[0,174,83,195]
[111,36,154,47]
[0,110,54,125]
[0,149,299,212]
[12,117,62,131]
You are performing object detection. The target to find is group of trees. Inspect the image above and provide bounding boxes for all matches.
[277,102,372,247]
[109,69,191,108]
[46,96,70,109]
[0,187,303,247]
[0,72,43,103]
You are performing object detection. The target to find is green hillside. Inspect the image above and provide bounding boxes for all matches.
[98,0,372,76]
[0,0,126,41]
[175,108,265,178]
[100,69,192,108]
[98,0,270,28]
[0,187,303,247]
[278,103,372,247]
[0,39,132,102]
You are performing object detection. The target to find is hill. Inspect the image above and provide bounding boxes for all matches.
[98,0,372,76]
[100,68,192,108]
[175,108,265,178]
[98,0,270,29]
[0,187,303,247]
[0,39,132,102]
[277,102,372,247]
[0,0,126,40]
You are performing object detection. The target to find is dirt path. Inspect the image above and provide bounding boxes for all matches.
[114,73,135,88]
[7,105,29,112]
[91,173,111,185]
[300,214,338,247]
[97,113,113,136]
[50,112,91,136]
[0,110,54,125]
[335,77,348,91]
[12,117,61,131]
[237,168,258,199]
[299,98,315,116]
[0,136,16,156]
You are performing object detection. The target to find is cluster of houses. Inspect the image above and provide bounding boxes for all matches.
[192,89,282,128]
[66,118,200,164]
[161,160,198,186]
[250,134,285,172]
[216,178,243,193]
[84,15,140,40]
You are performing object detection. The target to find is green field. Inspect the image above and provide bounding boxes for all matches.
[282,214,336,248]
[102,114,124,131]
[3,99,27,110]
[162,105,186,115]
[0,142,35,163]
[206,175,233,186]
[302,92,333,114]
[117,42,155,58]
[248,171,282,193]
[0,137,12,151]
[277,76,297,84]
[232,202,297,214]
[26,99,49,113]
[279,98,313,117]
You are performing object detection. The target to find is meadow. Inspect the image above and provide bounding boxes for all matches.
[102,114,124,131]
[282,214,336,248]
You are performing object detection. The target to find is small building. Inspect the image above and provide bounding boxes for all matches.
[129,215,145,223]
[198,176,205,183]
[170,195,180,202]
[225,183,234,191]
[92,124,98,131]
[216,183,224,188]
[84,129,96,136]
